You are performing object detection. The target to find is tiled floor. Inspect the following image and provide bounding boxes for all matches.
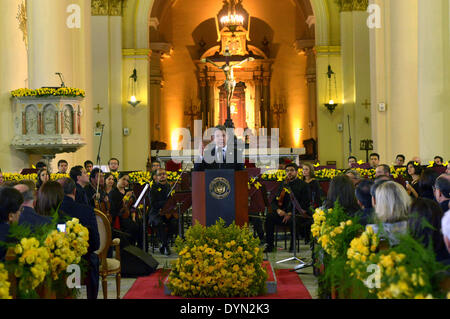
[78,239,318,299]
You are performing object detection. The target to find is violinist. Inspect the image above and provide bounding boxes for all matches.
[85,168,111,220]
[264,163,311,253]
[149,168,177,256]
[109,173,143,248]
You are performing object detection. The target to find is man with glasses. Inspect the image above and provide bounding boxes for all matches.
[149,168,177,256]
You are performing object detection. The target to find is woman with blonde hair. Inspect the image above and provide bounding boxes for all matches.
[369,181,412,245]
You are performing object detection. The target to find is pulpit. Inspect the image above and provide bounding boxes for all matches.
[192,170,248,227]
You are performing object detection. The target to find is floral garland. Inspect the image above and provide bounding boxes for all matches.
[168,219,267,298]
[0,263,11,299]
[11,88,85,98]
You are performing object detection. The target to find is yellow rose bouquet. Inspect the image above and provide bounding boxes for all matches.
[44,230,76,280]
[65,218,89,262]
[168,219,267,297]
[0,263,12,299]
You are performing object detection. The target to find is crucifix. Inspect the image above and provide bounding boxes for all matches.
[271,102,287,128]
[184,100,201,134]
[201,46,254,128]
[94,104,103,114]
[362,99,371,110]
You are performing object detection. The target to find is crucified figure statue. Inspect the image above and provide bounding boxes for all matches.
[201,47,254,127]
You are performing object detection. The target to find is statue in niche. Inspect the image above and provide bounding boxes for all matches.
[25,107,37,135]
[64,107,73,134]
[43,107,56,135]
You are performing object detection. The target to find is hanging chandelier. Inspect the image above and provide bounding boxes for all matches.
[324,65,338,114]
[218,0,246,33]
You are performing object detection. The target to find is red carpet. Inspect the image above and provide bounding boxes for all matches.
[123,268,312,299]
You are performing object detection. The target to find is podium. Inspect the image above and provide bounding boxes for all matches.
[192,170,248,227]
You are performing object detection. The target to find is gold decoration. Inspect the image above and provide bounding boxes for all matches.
[16,0,28,50]
[335,0,369,12]
[209,177,231,200]
[91,0,124,16]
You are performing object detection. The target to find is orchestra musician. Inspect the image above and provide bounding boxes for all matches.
[264,163,311,253]
[84,168,111,221]
[109,172,143,248]
[149,168,177,256]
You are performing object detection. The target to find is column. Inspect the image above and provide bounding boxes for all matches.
[27,0,93,170]
[340,6,371,163]
[150,49,163,141]
[417,0,450,162]
[0,0,29,171]
[305,48,318,141]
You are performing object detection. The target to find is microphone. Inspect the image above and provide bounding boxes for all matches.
[55,72,66,88]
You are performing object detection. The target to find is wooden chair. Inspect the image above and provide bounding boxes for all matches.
[94,209,121,299]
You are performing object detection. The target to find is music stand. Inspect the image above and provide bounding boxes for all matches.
[133,184,150,252]
[160,191,192,238]
[275,186,312,271]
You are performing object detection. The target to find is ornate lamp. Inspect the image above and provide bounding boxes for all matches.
[324,65,338,114]
[218,0,245,34]
[127,69,141,107]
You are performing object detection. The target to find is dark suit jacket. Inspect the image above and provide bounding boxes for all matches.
[193,144,245,171]
[271,178,311,215]
[60,196,100,254]
[0,223,9,261]
[149,183,171,225]
[75,183,89,206]
[18,206,51,230]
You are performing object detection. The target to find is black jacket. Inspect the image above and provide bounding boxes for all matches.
[60,196,100,254]
[271,178,311,215]
[18,206,51,230]
[75,182,89,206]
[0,223,9,261]
[149,183,171,224]
[194,144,245,171]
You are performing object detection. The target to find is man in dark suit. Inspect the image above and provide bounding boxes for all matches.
[70,165,90,206]
[193,125,245,171]
[264,163,311,253]
[14,181,51,230]
[59,178,100,300]
[0,187,23,261]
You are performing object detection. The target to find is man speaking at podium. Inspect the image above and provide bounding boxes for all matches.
[193,125,245,171]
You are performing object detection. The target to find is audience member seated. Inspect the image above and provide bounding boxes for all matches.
[418,168,439,200]
[395,154,405,166]
[69,165,90,206]
[35,161,47,171]
[58,178,100,300]
[150,158,161,173]
[35,181,65,218]
[434,174,450,213]
[434,156,444,166]
[408,198,449,262]
[14,180,51,230]
[0,187,23,261]
[412,156,422,165]
[348,156,357,168]
[369,153,380,168]
[441,211,450,265]
[322,175,360,217]
[57,159,69,174]
[368,181,412,246]
[375,164,391,179]
[302,163,323,208]
[355,179,375,226]
[346,169,361,186]
[36,168,49,190]
[405,160,422,199]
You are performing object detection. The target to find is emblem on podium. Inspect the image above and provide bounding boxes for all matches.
[209,177,231,200]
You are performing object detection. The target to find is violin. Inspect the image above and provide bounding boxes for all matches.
[94,191,112,223]
[159,189,179,220]
[121,189,136,220]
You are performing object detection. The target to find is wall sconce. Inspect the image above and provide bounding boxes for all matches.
[324,65,338,114]
[127,69,141,107]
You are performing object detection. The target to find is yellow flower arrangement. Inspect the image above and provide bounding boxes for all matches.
[346,226,379,282]
[65,218,89,263]
[0,263,11,299]
[11,87,85,98]
[168,219,267,297]
[13,237,50,291]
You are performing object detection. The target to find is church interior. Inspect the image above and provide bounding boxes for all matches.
[0,0,450,302]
